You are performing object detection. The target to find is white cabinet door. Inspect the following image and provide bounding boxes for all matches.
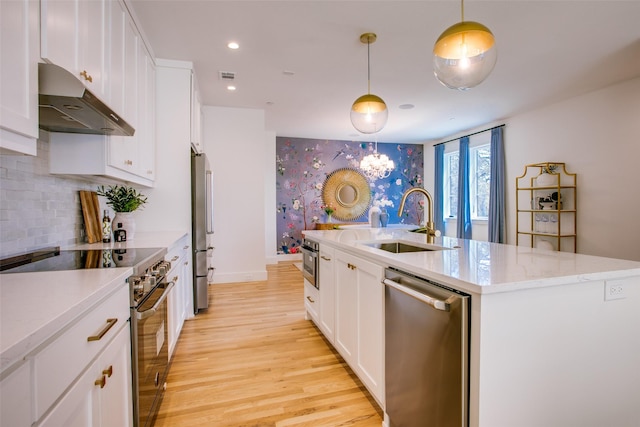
[190,72,203,152]
[39,324,132,427]
[0,362,32,427]
[40,0,79,77]
[354,255,384,404]
[334,249,384,405]
[335,251,358,365]
[318,246,335,342]
[0,0,38,155]
[304,279,320,323]
[40,0,108,101]
[108,0,127,118]
[137,46,155,180]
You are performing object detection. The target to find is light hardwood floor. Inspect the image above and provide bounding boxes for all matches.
[154,262,383,427]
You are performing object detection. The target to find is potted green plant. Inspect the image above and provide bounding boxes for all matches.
[97,185,147,239]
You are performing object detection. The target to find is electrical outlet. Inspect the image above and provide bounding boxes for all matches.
[604,280,626,301]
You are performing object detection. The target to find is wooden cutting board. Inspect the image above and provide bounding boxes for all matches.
[80,191,102,243]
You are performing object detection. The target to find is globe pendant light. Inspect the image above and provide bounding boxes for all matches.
[351,33,388,134]
[360,139,395,180]
[433,0,497,90]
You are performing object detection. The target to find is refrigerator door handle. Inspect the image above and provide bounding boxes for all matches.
[206,170,214,234]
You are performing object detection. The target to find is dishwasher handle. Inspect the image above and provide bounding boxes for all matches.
[383,278,450,311]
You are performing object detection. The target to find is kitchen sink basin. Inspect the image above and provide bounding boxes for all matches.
[364,241,448,253]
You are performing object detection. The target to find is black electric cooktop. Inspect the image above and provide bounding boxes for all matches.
[0,247,165,274]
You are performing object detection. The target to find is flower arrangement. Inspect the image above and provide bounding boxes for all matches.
[322,203,335,216]
[96,185,147,212]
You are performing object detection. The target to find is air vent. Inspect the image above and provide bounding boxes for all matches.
[218,71,236,81]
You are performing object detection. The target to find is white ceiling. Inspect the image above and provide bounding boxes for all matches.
[129,0,640,144]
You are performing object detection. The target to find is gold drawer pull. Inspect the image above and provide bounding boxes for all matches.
[347,263,356,270]
[103,365,113,378]
[95,375,106,388]
[80,70,93,82]
[87,318,118,342]
[321,255,332,261]
[306,296,315,303]
[171,255,179,262]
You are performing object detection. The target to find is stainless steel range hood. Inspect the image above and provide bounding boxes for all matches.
[38,63,135,136]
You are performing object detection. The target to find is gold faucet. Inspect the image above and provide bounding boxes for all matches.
[398,187,440,243]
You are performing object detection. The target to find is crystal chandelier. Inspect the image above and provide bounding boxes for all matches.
[360,141,395,180]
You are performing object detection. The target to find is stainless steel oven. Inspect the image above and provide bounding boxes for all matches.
[128,253,173,427]
[300,238,319,288]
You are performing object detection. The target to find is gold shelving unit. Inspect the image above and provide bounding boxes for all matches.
[516,162,577,252]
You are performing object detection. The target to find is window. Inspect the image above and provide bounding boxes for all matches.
[443,134,491,220]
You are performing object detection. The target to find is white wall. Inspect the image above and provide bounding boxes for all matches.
[264,131,278,264]
[203,106,268,283]
[425,76,640,261]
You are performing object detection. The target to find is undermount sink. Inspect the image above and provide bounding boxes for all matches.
[364,241,449,253]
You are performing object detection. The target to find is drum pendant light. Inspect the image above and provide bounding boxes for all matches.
[351,33,388,134]
[433,0,497,90]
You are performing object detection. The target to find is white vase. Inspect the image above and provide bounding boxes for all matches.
[113,212,136,240]
[536,173,557,187]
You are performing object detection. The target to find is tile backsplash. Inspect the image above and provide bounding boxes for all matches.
[0,136,95,258]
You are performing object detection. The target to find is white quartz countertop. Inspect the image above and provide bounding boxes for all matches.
[0,231,189,375]
[303,229,640,294]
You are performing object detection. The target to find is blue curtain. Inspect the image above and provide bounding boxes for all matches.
[456,137,472,239]
[488,127,506,243]
[433,144,445,233]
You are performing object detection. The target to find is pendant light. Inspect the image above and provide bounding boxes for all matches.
[360,139,395,180]
[350,33,388,134]
[433,0,497,90]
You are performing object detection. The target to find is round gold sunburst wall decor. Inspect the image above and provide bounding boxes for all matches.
[322,168,371,221]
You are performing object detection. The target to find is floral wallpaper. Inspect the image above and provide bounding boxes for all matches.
[276,137,424,254]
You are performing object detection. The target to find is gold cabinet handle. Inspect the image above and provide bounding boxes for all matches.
[124,160,133,166]
[80,70,93,82]
[87,318,118,342]
[171,255,179,262]
[347,263,356,270]
[183,245,189,250]
[95,375,106,388]
[102,365,113,378]
[320,255,332,261]
[172,276,179,282]
[306,296,315,303]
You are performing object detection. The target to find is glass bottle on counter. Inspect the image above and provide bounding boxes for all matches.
[102,210,112,243]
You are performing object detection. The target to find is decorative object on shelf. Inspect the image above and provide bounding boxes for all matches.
[350,33,388,134]
[97,185,147,240]
[322,168,371,221]
[536,163,559,186]
[360,139,395,179]
[380,209,389,227]
[515,162,577,252]
[322,203,335,223]
[433,0,497,90]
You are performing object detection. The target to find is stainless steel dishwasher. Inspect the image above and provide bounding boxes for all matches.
[384,268,470,427]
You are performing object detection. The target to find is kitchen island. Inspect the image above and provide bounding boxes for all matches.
[303,228,640,427]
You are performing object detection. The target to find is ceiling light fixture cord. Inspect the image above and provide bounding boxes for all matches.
[367,36,371,94]
[461,0,464,21]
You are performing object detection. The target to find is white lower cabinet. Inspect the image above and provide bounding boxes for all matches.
[304,279,320,323]
[38,324,132,427]
[0,283,133,427]
[333,248,385,406]
[318,246,335,341]
[166,234,193,358]
[0,362,31,427]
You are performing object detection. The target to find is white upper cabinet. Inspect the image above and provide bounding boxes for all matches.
[190,73,203,153]
[0,0,39,155]
[40,0,109,103]
[46,0,156,187]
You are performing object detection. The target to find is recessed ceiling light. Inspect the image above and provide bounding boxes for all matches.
[227,42,239,49]
[399,104,415,110]
[282,70,295,76]
[266,101,275,106]
[227,85,236,91]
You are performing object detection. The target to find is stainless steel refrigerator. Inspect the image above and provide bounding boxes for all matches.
[191,150,214,313]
